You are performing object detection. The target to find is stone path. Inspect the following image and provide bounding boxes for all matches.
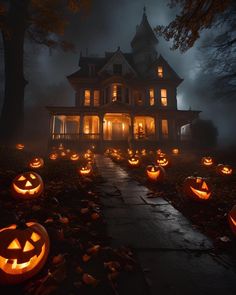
[95,155,236,295]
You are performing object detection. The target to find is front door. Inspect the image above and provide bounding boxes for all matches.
[112,122,123,140]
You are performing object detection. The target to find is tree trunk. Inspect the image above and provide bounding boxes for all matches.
[0,0,29,144]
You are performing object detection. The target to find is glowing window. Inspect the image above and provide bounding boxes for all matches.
[161,89,167,106]
[84,90,91,106]
[149,88,155,106]
[157,66,163,78]
[83,116,100,134]
[112,84,122,101]
[162,119,168,138]
[94,90,100,106]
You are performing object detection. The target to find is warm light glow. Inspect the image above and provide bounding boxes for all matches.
[8,239,21,250]
[84,90,91,106]
[23,241,35,252]
[31,232,41,242]
[157,66,163,78]
[161,89,167,106]
[161,120,168,138]
[149,88,155,106]
[94,90,100,106]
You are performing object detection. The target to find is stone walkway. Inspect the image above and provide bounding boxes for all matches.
[95,155,236,295]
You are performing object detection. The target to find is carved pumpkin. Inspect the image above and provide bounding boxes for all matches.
[49,152,58,161]
[141,149,147,156]
[156,155,170,168]
[16,144,24,150]
[0,222,49,285]
[172,148,179,155]
[70,153,79,161]
[201,156,214,167]
[228,206,236,236]
[146,165,166,182]
[128,156,140,167]
[29,157,44,169]
[216,164,233,176]
[60,151,67,158]
[183,176,212,201]
[11,172,44,199]
[78,165,92,177]
[58,143,64,151]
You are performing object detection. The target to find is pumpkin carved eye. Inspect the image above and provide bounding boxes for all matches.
[30,174,36,179]
[25,181,32,187]
[201,182,208,190]
[18,176,26,181]
[8,239,21,250]
[31,232,40,242]
[23,241,34,252]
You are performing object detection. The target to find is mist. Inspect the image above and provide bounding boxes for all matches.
[1,0,235,149]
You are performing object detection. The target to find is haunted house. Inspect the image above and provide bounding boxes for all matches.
[47,9,200,150]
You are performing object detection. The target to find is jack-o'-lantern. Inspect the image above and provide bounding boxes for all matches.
[0,222,49,285]
[16,144,24,150]
[172,148,179,155]
[49,152,58,161]
[228,206,236,235]
[216,164,233,176]
[58,143,64,151]
[70,153,79,161]
[11,172,44,199]
[156,155,170,168]
[146,165,166,182]
[183,176,212,201]
[60,151,67,158]
[78,165,92,177]
[201,156,214,167]
[29,157,44,169]
[128,156,140,167]
[141,149,147,156]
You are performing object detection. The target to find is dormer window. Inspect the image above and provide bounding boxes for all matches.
[157,66,163,78]
[161,89,167,106]
[89,64,96,76]
[84,90,91,106]
[113,64,122,75]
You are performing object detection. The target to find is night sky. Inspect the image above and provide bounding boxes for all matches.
[0,0,235,149]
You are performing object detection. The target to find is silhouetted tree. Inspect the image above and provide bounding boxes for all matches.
[0,0,90,143]
[190,119,218,148]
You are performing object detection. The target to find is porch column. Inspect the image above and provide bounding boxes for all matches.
[155,116,159,140]
[130,115,134,140]
[79,114,84,140]
[99,115,104,140]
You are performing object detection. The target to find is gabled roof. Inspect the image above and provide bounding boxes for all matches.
[131,8,158,48]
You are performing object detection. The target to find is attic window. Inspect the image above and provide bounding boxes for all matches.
[113,64,122,75]
[157,66,163,78]
[89,64,96,76]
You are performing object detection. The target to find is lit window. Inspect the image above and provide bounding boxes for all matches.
[94,90,100,106]
[161,89,167,106]
[149,88,155,106]
[84,90,91,106]
[162,119,168,138]
[112,84,122,101]
[157,66,163,78]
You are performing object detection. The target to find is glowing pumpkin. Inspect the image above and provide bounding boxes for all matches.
[146,165,166,182]
[128,156,140,167]
[0,222,49,285]
[49,152,58,161]
[172,148,179,155]
[78,165,92,177]
[29,157,44,169]
[141,149,147,156]
[60,151,67,158]
[70,153,79,161]
[58,143,64,151]
[216,164,233,176]
[201,156,214,167]
[183,176,212,201]
[11,172,44,199]
[228,206,236,236]
[16,144,24,150]
[156,155,170,168]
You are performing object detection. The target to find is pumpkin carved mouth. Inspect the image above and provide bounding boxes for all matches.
[190,187,211,200]
[0,244,46,275]
[12,183,42,196]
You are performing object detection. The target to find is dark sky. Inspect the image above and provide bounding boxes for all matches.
[1,0,235,149]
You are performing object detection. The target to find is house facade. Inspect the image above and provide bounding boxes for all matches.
[47,9,200,150]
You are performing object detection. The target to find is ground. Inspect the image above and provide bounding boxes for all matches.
[0,145,235,294]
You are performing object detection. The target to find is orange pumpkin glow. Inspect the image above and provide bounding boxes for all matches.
[78,165,92,177]
[49,152,58,161]
[70,153,79,161]
[201,156,214,167]
[156,155,170,168]
[29,157,44,169]
[146,165,166,182]
[228,206,236,235]
[16,144,24,150]
[183,176,212,201]
[128,156,140,167]
[216,164,233,176]
[11,172,44,199]
[172,148,179,155]
[0,222,49,285]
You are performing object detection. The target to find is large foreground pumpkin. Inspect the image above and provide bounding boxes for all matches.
[0,222,50,285]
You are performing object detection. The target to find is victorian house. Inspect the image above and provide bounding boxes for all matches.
[47,9,200,150]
